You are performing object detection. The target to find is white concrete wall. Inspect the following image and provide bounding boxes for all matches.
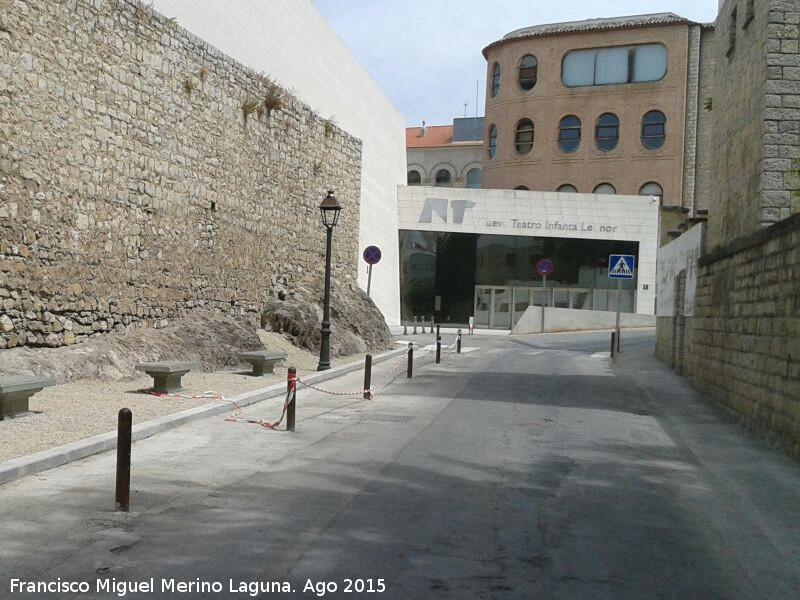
[656,224,703,317]
[398,186,661,314]
[513,306,656,334]
[150,0,405,324]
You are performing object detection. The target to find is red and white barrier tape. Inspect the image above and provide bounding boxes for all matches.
[225,378,296,430]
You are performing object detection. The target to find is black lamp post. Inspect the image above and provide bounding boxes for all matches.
[317,190,342,371]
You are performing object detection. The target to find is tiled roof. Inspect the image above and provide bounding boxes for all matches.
[406,126,481,149]
[483,13,694,57]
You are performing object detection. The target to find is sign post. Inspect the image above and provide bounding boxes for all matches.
[608,254,635,354]
[535,259,555,334]
[362,246,382,297]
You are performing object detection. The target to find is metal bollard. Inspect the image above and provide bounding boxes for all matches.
[436,324,441,364]
[287,367,297,431]
[403,319,408,335]
[407,343,413,378]
[413,316,418,335]
[115,408,132,512]
[610,332,616,363]
[363,354,372,399]
[457,329,462,354]
[616,330,621,353]
[421,317,426,334]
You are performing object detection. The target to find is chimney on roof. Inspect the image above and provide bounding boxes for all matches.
[420,120,426,137]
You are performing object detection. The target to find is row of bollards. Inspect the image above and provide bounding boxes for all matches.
[405,326,462,378]
[403,316,436,335]
[114,332,467,511]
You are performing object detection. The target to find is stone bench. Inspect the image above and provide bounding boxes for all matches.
[135,361,198,394]
[0,376,57,419]
[239,351,288,376]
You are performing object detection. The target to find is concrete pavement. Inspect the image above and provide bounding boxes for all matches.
[1,330,799,599]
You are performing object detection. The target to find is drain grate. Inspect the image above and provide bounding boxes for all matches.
[358,413,416,424]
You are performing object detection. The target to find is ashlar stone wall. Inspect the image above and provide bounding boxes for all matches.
[0,0,362,348]
[706,0,800,249]
[686,214,800,459]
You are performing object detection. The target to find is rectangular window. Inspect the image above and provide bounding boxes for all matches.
[594,47,628,85]
[728,7,737,56]
[744,0,754,27]
[633,44,668,82]
[562,44,667,87]
[562,50,595,86]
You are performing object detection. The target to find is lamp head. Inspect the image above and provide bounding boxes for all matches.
[319,190,342,229]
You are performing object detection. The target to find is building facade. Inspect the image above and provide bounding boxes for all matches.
[406,117,484,189]
[480,14,714,244]
[398,187,659,328]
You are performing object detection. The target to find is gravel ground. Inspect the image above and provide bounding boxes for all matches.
[0,331,367,463]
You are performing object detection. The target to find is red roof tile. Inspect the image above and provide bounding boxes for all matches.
[406,125,453,148]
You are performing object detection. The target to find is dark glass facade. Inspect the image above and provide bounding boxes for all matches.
[399,230,638,324]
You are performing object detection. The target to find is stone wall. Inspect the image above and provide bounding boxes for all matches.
[706,0,800,249]
[686,213,800,459]
[0,0,363,349]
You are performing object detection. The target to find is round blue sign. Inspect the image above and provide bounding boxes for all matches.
[363,245,382,265]
[535,258,555,277]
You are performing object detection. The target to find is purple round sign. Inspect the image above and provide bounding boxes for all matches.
[363,245,382,265]
[536,259,555,277]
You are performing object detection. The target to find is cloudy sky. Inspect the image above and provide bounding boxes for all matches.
[310,0,719,127]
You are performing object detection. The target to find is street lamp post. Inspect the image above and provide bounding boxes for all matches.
[317,190,342,371]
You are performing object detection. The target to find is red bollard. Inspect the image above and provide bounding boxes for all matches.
[287,367,297,431]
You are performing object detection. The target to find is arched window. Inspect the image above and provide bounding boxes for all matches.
[434,169,452,187]
[557,184,577,193]
[514,119,534,154]
[514,185,529,190]
[642,111,666,149]
[518,54,538,91]
[466,168,481,189]
[558,116,581,153]
[487,124,497,159]
[593,183,616,194]
[491,63,501,98]
[407,170,421,186]
[595,113,619,151]
[639,182,663,198]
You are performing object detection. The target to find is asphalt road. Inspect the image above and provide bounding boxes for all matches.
[1,330,799,600]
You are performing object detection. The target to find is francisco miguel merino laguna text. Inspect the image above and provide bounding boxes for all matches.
[10,578,295,597]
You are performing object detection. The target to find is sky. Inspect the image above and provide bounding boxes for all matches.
[310,0,719,127]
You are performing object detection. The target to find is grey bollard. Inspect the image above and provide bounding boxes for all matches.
[413,316,418,335]
[403,319,408,335]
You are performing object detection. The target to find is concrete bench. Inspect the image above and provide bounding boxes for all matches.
[239,351,288,376]
[0,376,57,419]
[135,361,198,394]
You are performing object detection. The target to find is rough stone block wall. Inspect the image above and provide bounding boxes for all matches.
[0,0,362,348]
[686,213,800,459]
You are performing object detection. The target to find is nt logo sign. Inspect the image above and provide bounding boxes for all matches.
[418,198,476,224]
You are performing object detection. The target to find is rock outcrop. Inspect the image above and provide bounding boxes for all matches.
[261,276,393,357]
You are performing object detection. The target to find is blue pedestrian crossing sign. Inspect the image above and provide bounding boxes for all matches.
[608,254,635,279]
